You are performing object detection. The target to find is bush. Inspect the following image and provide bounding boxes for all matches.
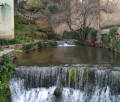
[113,38,120,50]
[81,28,89,40]
[0,54,15,102]
[90,28,97,37]
[48,5,58,14]
[62,30,79,39]
[75,38,85,45]
[23,43,34,52]
[109,27,118,37]
[43,1,48,8]
[0,54,15,81]
[101,35,111,44]
[17,8,26,14]
[38,39,44,48]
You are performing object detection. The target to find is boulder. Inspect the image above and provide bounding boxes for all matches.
[54,87,62,97]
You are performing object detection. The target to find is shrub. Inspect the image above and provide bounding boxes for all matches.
[43,1,48,8]
[45,40,52,47]
[114,38,120,50]
[0,54,15,81]
[38,39,44,48]
[0,54,15,102]
[101,35,111,44]
[90,28,97,37]
[23,43,34,52]
[48,5,58,14]
[17,8,26,14]
[62,30,79,39]
[109,27,118,37]
[75,38,85,45]
[81,28,89,39]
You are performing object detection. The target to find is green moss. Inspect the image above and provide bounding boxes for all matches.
[70,68,77,84]
[82,66,88,83]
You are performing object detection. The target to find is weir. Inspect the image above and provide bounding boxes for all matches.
[56,41,76,46]
[10,65,120,102]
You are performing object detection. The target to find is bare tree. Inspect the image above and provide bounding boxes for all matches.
[51,0,117,39]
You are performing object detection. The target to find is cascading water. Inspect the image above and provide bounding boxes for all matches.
[56,41,76,47]
[10,65,120,102]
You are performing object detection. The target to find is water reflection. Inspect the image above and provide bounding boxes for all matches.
[15,46,120,66]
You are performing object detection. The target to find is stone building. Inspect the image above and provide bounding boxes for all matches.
[0,0,14,39]
[53,0,120,34]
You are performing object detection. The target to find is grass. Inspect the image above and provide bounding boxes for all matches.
[0,15,59,46]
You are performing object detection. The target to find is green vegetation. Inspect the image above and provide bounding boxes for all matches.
[101,35,111,44]
[0,54,15,102]
[0,37,33,46]
[23,43,34,52]
[62,28,89,40]
[15,15,58,40]
[114,38,120,50]
[70,68,77,84]
[0,15,58,46]
[101,27,120,50]
[90,28,97,37]
[75,39,85,45]
[62,28,90,45]
[62,30,79,39]
[44,40,57,47]
[48,5,58,14]
[37,39,44,48]
[24,0,44,12]
[0,47,3,52]
[82,66,88,83]
[109,27,118,37]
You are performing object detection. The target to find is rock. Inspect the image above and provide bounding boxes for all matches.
[54,87,62,97]
[54,75,63,97]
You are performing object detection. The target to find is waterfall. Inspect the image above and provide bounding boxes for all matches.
[56,41,76,46]
[10,65,120,102]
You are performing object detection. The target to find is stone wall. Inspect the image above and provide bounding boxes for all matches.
[0,0,14,39]
[53,0,120,34]
[0,49,15,61]
[100,0,120,28]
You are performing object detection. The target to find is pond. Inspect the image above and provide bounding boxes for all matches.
[15,46,120,67]
[10,45,120,102]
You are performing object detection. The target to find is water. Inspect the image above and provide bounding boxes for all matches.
[15,46,120,67]
[56,41,75,47]
[10,65,120,102]
[11,46,120,102]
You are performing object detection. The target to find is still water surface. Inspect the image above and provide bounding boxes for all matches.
[15,46,120,67]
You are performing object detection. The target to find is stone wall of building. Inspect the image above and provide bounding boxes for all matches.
[53,0,120,34]
[100,0,120,28]
[0,0,14,39]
